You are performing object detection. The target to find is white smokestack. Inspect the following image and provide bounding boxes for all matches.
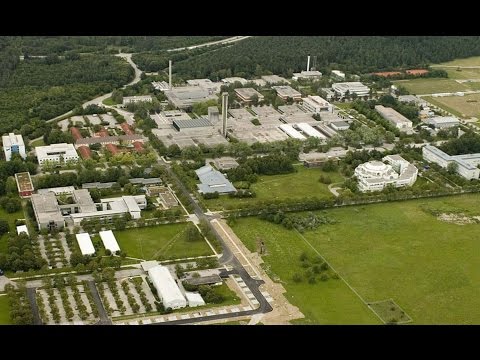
[169,60,172,89]
[222,92,228,138]
[307,55,310,72]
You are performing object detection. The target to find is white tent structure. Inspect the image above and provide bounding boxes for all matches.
[99,230,121,254]
[16,225,29,237]
[147,265,186,309]
[185,292,206,307]
[76,233,95,256]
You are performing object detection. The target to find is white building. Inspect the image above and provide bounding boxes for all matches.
[16,225,29,237]
[302,95,332,113]
[354,155,418,192]
[147,265,186,309]
[99,230,120,254]
[279,124,307,140]
[424,116,460,129]
[35,143,79,165]
[375,105,413,132]
[222,77,248,86]
[332,82,370,98]
[2,133,26,161]
[331,70,345,79]
[422,145,480,180]
[295,123,326,139]
[76,233,95,256]
[272,85,302,101]
[292,70,322,81]
[184,292,206,307]
[123,96,153,105]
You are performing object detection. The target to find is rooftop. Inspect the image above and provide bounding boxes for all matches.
[195,165,236,194]
[15,172,34,192]
[172,118,213,130]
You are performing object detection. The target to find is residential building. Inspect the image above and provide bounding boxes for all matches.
[292,70,322,81]
[147,265,186,309]
[302,95,332,113]
[355,155,418,192]
[375,105,413,132]
[195,165,236,194]
[424,116,460,129]
[272,85,302,101]
[15,172,34,198]
[35,143,79,165]
[234,88,264,103]
[422,145,480,180]
[332,82,370,98]
[2,133,26,161]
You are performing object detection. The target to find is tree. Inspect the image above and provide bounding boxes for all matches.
[5,177,17,194]
[0,219,9,236]
[447,162,459,174]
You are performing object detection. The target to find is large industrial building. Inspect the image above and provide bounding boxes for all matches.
[292,70,322,81]
[195,165,236,194]
[234,88,264,103]
[2,133,26,161]
[164,86,217,109]
[375,105,413,132]
[355,155,418,192]
[272,86,302,101]
[422,145,480,180]
[424,116,460,129]
[332,82,370,98]
[31,188,147,230]
[147,265,186,309]
[302,95,332,113]
[35,143,79,165]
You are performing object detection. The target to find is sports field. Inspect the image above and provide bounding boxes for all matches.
[115,224,214,260]
[232,193,480,324]
[424,94,480,118]
[204,165,343,211]
[0,296,12,325]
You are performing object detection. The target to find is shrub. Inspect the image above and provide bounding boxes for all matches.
[320,273,329,281]
[292,273,302,283]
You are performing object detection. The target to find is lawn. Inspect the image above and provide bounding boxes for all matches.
[233,193,480,324]
[114,224,214,260]
[204,165,343,211]
[30,138,45,147]
[0,296,12,325]
[0,207,25,254]
[102,97,116,106]
[393,78,469,95]
[424,94,480,118]
[436,56,480,67]
[443,68,480,80]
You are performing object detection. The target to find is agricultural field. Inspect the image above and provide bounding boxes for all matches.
[115,224,213,260]
[393,78,469,95]
[435,56,480,67]
[0,296,12,325]
[424,94,480,118]
[232,193,480,324]
[204,166,343,211]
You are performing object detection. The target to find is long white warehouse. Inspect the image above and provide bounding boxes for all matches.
[148,265,187,309]
[295,123,326,139]
[279,124,306,140]
[76,233,95,256]
[99,230,120,254]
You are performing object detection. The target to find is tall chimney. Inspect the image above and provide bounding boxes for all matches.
[307,55,311,72]
[169,60,172,89]
[221,92,228,138]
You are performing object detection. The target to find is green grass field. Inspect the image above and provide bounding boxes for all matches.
[424,94,480,118]
[30,138,45,147]
[436,56,480,67]
[232,193,480,324]
[0,207,25,254]
[114,224,213,260]
[443,68,480,80]
[102,97,116,106]
[204,166,343,211]
[393,78,469,95]
[0,296,12,325]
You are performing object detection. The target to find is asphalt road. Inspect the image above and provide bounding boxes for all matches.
[87,280,112,325]
[26,287,42,325]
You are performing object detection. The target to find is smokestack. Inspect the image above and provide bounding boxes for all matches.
[307,55,310,72]
[169,60,172,89]
[222,92,228,138]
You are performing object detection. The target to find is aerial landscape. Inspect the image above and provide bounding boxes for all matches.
[1,35,480,325]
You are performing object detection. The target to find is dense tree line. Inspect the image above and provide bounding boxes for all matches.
[227,154,295,183]
[169,36,480,79]
[0,233,47,272]
[440,131,480,155]
[4,284,33,325]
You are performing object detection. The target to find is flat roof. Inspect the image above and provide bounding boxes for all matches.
[2,133,24,147]
[375,105,412,125]
[35,143,78,159]
[37,186,75,195]
[16,225,29,236]
[76,134,143,146]
[148,265,186,309]
[272,85,302,98]
[99,230,120,253]
[234,87,264,100]
[173,118,212,129]
[195,165,236,194]
[15,172,34,192]
[73,189,97,213]
[31,193,64,224]
[76,233,95,256]
[185,275,222,286]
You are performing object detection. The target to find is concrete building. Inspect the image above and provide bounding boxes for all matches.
[2,133,26,161]
[330,121,350,131]
[172,118,212,131]
[164,86,217,109]
[398,95,428,107]
[422,145,480,180]
[147,265,186,309]
[76,233,95,256]
[15,172,34,198]
[37,186,76,196]
[222,77,248,86]
[302,95,332,113]
[35,143,79,165]
[292,70,322,81]
[31,192,65,231]
[375,105,413,132]
[355,155,418,192]
[184,292,205,307]
[279,124,307,140]
[122,96,153,105]
[234,88,264,103]
[186,78,222,94]
[321,88,336,101]
[424,116,460,129]
[152,81,170,91]
[295,123,326,139]
[195,165,236,194]
[272,86,302,101]
[16,225,29,237]
[261,75,290,84]
[99,230,120,254]
[331,70,345,79]
[332,82,370,98]
[210,157,239,170]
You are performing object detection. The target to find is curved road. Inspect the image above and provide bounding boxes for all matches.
[167,36,251,52]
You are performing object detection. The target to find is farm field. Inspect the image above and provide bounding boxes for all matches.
[115,224,213,260]
[204,165,343,211]
[424,94,480,118]
[232,193,480,324]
